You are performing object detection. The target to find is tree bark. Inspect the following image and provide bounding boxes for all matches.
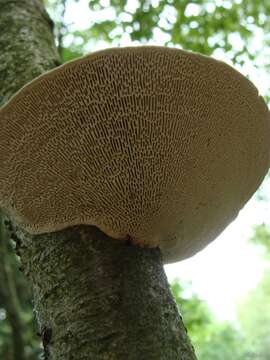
[0,0,60,358]
[0,0,60,105]
[8,224,196,360]
[0,0,197,359]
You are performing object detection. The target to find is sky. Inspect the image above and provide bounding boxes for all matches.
[60,0,270,321]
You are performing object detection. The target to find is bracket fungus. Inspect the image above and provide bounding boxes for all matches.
[0,46,269,263]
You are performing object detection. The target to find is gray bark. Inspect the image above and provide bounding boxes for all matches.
[0,1,59,358]
[0,0,197,359]
[10,224,196,360]
[0,0,60,105]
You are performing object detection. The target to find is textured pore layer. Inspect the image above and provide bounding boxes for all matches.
[0,46,270,263]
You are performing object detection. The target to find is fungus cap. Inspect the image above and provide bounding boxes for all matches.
[0,46,270,263]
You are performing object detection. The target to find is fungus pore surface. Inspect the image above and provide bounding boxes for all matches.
[0,46,270,263]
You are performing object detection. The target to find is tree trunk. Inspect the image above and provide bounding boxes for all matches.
[0,1,197,359]
[8,224,196,359]
[0,1,59,358]
[0,0,60,105]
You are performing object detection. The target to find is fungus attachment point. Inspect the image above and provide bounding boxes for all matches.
[122,234,148,248]
[0,46,270,263]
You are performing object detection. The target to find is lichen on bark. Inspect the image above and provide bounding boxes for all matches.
[0,0,60,105]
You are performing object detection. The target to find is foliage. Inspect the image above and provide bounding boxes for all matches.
[171,279,247,360]
[45,0,270,71]
[237,269,270,359]
[171,279,212,343]
[236,224,270,359]
[249,223,270,258]
[0,241,42,360]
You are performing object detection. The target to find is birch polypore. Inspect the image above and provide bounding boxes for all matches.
[0,46,269,263]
